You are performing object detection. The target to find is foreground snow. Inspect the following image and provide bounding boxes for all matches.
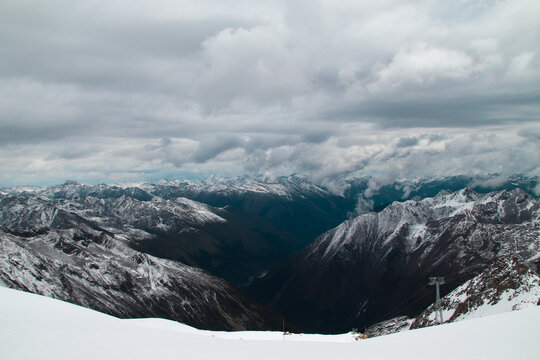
[1,287,539,360]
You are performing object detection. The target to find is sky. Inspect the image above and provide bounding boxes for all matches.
[1,0,539,186]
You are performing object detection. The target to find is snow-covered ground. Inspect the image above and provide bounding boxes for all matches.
[1,286,539,360]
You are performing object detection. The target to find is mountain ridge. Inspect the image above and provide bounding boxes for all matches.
[248,188,540,333]
[0,223,283,331]
[0,191,301,285]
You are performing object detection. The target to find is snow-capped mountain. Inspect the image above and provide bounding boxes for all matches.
[341,174,538,213]
[145,175,355,245]
[4,176,355,248]
[2,176,538,334]
[0,189,300,285]
[249,188,540,333]
[0,223,282,331]
[150,174,329,199]
[9,180,154,201]
[4,174,536,245]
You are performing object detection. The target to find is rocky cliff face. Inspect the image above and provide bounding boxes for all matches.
[363,316,413,338]
[249,188,540,333]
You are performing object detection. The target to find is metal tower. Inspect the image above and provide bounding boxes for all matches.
[429,277,445,324]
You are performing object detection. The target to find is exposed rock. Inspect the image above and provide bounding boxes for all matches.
[364,316,413,338]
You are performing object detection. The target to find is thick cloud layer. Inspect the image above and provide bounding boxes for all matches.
[1,0,539,186]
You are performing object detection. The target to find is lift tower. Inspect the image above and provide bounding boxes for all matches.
[429,277,445,324]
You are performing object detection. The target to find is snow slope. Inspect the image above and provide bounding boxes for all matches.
[1,286,539,360]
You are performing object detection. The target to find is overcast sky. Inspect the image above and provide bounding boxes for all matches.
[1,0,539,186]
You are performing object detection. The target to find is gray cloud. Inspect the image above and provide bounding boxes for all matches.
[52,145,101,160]
[396,137,419,148]
[0,0,539,186]
[190,135,245,163]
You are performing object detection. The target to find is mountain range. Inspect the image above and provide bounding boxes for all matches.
[0,174,538,333]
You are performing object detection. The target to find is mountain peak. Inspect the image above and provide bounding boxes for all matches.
[62,180,81,186]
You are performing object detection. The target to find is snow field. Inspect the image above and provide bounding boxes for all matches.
[1,286,539,360]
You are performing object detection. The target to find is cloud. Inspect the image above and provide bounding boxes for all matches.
[367,44,478,94]
[199,25,309,109]
[0,0,539,186]
[396,137,419,148]
[190,135,245,163]
[53,145,100,160]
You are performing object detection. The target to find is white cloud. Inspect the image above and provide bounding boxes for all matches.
[506,52,537,80]
[199,25,309,108]
[367,44,478,93]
